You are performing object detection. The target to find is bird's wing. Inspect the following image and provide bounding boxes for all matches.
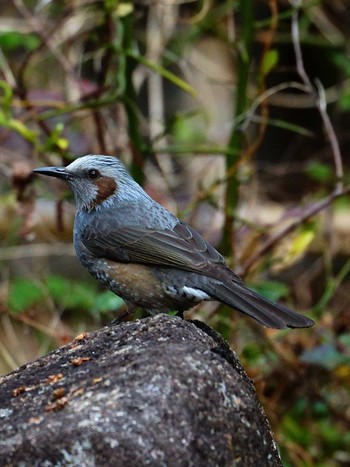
[82,220,235,276]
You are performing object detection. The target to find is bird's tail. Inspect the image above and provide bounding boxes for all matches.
[201,280,314,329]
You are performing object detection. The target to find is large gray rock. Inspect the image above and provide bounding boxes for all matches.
[0,314,282,466]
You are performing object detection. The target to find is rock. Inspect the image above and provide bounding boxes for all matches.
[0,314,282,466]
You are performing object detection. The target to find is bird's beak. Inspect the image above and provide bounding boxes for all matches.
[33,166,70,180]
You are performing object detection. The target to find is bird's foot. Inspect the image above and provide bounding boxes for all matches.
[110,302,138,326]
[110,310,130,326]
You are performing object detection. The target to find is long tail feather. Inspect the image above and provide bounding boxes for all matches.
[202,281,314,329]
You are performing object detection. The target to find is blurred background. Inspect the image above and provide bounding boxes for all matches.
[1,0,350,465]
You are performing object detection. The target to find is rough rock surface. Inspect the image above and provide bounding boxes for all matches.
[0,314,282,466]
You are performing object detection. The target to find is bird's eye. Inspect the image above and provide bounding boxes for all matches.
[87,169,100,180]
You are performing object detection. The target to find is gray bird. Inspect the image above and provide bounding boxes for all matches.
[33,155,314,329]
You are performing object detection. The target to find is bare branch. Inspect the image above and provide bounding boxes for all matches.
[242,185,350,275]
[314,78,343,193]
[290,0,343,192]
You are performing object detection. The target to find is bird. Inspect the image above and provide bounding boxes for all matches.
[33,155,314,329]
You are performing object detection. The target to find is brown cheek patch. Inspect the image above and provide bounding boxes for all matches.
[94,177,117,206]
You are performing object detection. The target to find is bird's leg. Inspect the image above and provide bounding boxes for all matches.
[110,301,138,326]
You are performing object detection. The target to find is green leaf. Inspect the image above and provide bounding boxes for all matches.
[41,123,69,151]
[123,49,196,97]
[288,228,315,258]
[56,137,69,150]
[8,278,44,313]
[0,31,40,52]
[116,3,133,17]
[167,311,178,316]
[261,49,279,76]
[306,162,333,182]
[266,117,314,137]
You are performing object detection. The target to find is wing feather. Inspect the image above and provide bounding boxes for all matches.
[82,220,230,275]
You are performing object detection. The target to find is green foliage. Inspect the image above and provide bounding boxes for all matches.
[0,80,38,144]
[261,49,279,77]
[281,397,350,466]
[42,123,69,151]
[46,275,98,311]
[0,31,39,52]
[281,402,312,448]
[92,291,125,316]
[306,162,333,182]
[167,311,178,316]
[7,275,124,317]
[8,278,43,314]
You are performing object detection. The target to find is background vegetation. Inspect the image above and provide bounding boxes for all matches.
[1,1,350,465]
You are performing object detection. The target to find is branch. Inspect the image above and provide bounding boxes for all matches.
[242,185,350,275]
[290,0,343,192]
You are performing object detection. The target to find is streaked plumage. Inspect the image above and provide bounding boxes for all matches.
[33,155,314,329]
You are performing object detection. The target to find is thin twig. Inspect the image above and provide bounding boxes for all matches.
[314,78,343,193]
[241,81,310,131]
[242,185,350,275]
[283,0,345,299]
[291,0,313,91]
[13,0,80,85]
[241,2,346,274]
[290,0,343,192]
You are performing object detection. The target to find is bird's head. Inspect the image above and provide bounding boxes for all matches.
[33,155,143,211]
